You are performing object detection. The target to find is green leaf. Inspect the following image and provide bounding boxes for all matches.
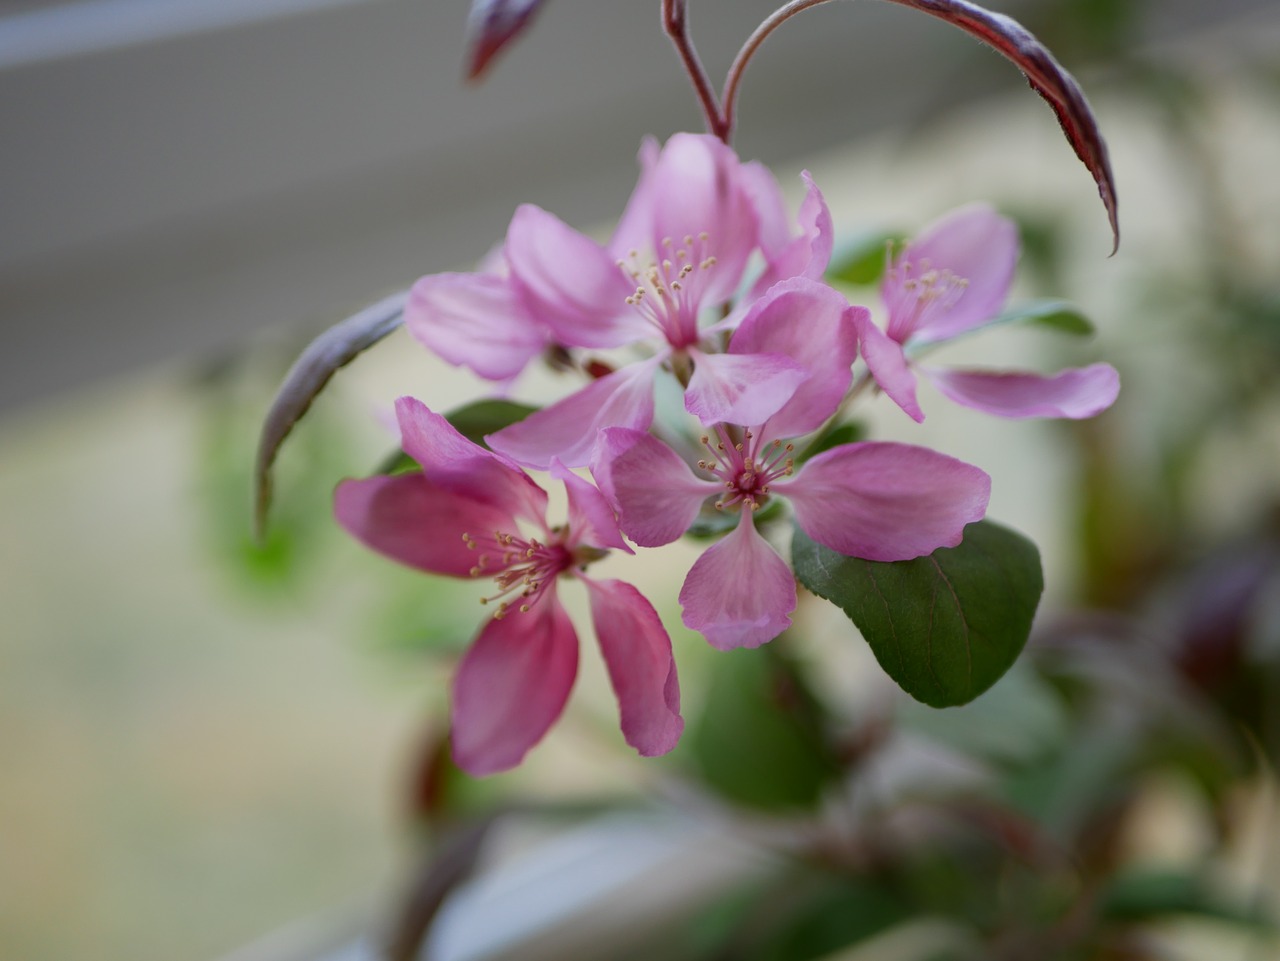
[373,399,539,474]
[1099,869,1275,931]
[826,231,900,286]
[792,520,1043,708]
[988,299,1095,336]
[796,421,866,465]
[687,647,840,810]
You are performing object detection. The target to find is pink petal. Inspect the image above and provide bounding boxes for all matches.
[486,357,661,469]
[923,363,1120,419]
[404,270,549,382]
[584,578,683,757]
[591,428,717,547]
[334,474,514,577]
[886,204,1017,344]
[777,442,990,562]
[550,459,632,554]
[395,396,547,523]
[855,313,925,423]
[608,136,661,257]
[748,171,834,298]
[505,204,644,349]
[729,277,857,438]
[679,509,796,650]
[738,159,792,262]
[684,348,808,428]
[644,134,757,305]
[450,595,579,776]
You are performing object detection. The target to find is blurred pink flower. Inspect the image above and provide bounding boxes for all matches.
[335,397,682,776]
[858,203,1119,422]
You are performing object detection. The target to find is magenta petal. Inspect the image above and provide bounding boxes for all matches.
[404,271,548,382]
[395,396,547,523]
[890,204,1018,344]
[591,428,717,547]
[679,510,796,650]
[505,204,643,349]
[584,578,683,757]
[730,278,857,438]
[487,357,661,469]
[855,313,925,423]
[684,348,808,428]
[551,459,632,554]
[450,596,579,776]
[924,363,1120,419]
[777,442,990,562]
[334,474,513,577]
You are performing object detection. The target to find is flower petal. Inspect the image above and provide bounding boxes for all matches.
[591,428,717,547]
[777,442,990,562]
[679,509,796,650]
[730,277,857,438]
[334,474,514,577]
[584,578,683,757]
[684,348,808,428]
[450,595,579,776]
[748,171,834,298]
[923,363,1120,419]
[486,357,661,469]
[404,270,549,382]
[887,204,1018,344]
[855,313,925,423]
[551,459,632,554]
[608,136,661,257]
[505,204,644,349]
[395,396,547,523]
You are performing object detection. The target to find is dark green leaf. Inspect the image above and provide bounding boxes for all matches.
[254,290,407,540]
[687,647,840,810]
[1099,869,1275,931]
[793,520,1043,708]
[796,421,867,465]
[443,398,539,445]
[826,231,900,286]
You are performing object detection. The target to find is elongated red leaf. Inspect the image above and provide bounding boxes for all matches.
[888,0,1119,251]
[253,290,407,540]
[466,0,549,80]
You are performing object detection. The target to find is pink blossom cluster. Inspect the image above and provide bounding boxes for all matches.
[334,133,1119,775]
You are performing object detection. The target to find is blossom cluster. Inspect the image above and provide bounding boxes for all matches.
[334,133,1119,775]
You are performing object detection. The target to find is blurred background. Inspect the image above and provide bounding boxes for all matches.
[3,1,1280,959]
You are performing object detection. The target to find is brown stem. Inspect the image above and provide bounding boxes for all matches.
[662,0,731,142]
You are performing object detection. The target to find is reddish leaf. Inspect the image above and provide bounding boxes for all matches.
[466,0,549,81]
[889,0,1119,252]
[253,290,407,540]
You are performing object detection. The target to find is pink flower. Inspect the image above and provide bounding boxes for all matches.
[408,133,835,469]
[334,397,682,776]
[592,279,991,650]
[857,203,1120,422]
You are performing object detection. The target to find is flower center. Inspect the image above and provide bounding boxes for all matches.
[696,426,794,513]
[885,254,970,343]
[618,233,717,349]
[461,528,574,619]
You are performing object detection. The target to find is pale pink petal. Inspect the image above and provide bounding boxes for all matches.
[645,134,757,305]
[403,271,548,382]
[395,397,547,523]
[776,442,990,562]
[679,509,796,650]
[738,159,792,262]
[450,595,579,776]
[730,278,857,438]
[334,474,514,577]
[748,171,834,298]
[486,357,662,469]
[923,363,1121,419]
[856,313,925,423]
[550,459,632,554]
[608,136,661,257]
[888,204,1017,344]
[684,348,807,428]
[584,578,683,757]
[505,204,644,349]
[591,428,717,547]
